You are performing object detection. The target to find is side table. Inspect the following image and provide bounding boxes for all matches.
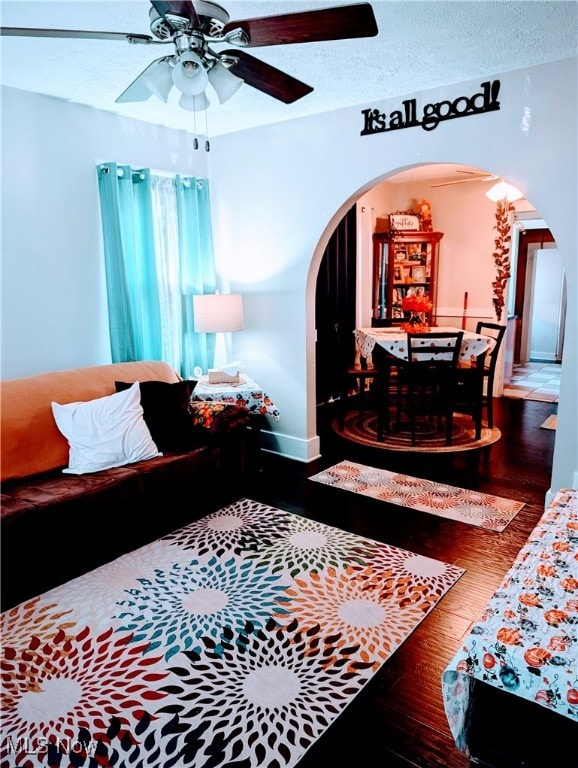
[193,375,280,470]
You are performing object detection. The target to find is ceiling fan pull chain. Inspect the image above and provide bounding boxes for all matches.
[193,103,198,149]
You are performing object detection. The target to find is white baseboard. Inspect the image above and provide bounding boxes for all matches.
[261,430,320,463]
[545,488,556,508]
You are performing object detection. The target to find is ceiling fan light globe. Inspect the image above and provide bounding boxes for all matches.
[179,93,210,111]
[485,181,524,202]
[172,52,208,96]
[208,62,244,104]
[143,59,174,102]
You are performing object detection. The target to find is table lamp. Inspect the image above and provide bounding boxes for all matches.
[193,293,244,382]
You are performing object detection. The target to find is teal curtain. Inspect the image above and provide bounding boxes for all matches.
[97,163,216,377]
[176,176,216,376]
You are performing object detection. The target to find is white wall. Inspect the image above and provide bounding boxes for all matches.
[1,88,208,377]
[2,58,577,497]
[208,58,577,496]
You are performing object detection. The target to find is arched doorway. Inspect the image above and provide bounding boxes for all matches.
[313,163,561,458]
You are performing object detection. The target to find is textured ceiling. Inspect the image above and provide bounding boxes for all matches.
[1,0,576,139]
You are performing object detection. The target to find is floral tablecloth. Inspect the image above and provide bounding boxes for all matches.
[355,325,495,363]
[194,375,280,421]
[442,488,578,752]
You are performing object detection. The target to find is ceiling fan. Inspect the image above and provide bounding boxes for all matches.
[0,1,379,111]
[431,169,525,201]
[430,169,498,188]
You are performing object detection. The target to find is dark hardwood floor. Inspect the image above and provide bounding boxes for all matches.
[237,394,560,768]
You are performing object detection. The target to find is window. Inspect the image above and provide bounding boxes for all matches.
[97,163,217,377]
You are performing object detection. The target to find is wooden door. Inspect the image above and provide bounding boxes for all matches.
[315,205,357,406]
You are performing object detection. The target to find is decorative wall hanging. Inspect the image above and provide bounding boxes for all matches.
[388,202,433,233]
[361,80,500,136]
[491,199,515,322]
[389,213,421,231]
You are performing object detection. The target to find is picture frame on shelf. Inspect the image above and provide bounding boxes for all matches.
[412,266,426,283]
[408,244,421,257]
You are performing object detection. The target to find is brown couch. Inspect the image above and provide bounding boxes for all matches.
[1,360,251,609]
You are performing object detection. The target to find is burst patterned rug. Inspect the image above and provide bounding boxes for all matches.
[309,461,525,532]
[1,499,464,768]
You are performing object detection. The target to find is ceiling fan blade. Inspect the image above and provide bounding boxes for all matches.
[115,57,168,103]
[223,2,378,47]
[0,26,154,43]
[431,176,496,188]
[222,50,313,103]
[150,1,200,29]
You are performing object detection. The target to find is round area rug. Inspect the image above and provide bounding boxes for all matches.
[333,410,501,453]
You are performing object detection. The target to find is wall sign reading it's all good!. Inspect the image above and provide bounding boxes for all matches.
[360,80,500,136]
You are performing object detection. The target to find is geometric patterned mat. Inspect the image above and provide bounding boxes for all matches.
[1,499,464,768]
[309,461,525,532]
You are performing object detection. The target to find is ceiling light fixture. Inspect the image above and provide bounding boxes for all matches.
[172,51,209,96]
[208,61,244,104]
[142,58,174,103]
[179,92,210,111]
[136,50,245,113]
[485,181,524,202]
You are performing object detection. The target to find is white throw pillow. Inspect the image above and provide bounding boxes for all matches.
[52,381,162,474]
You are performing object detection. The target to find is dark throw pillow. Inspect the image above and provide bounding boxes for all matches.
[115,379,197,452]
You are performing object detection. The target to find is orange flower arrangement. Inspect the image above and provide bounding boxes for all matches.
[401,294,433,332]
[401,294,433,314]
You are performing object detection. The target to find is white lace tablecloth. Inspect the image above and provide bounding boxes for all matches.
[194,375,280,420]
[354,326,495,363]
[442,488,578,752]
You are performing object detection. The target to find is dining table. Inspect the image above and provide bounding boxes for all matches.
[354,325,496,363]
[355,325,496,443]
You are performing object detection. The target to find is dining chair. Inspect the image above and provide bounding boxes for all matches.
[334,322,377,428]
[371,317,398,328]
[374,344,405,440]
[391,331,464,446]
[456,322,506,428]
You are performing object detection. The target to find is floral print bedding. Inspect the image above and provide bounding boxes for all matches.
[442,489,578,751]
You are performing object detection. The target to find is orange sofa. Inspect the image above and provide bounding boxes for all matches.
[1,361,250,609]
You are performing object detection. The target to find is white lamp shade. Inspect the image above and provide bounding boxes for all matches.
[208,61,244,104]
[486,181,524,202]
[179,92,210,111]
[193,294,244,332]
[143,59,174,102]
[172,52,208,96]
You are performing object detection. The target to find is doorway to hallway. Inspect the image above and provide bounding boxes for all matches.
[514,226,565,364]
[502,361,561,402]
